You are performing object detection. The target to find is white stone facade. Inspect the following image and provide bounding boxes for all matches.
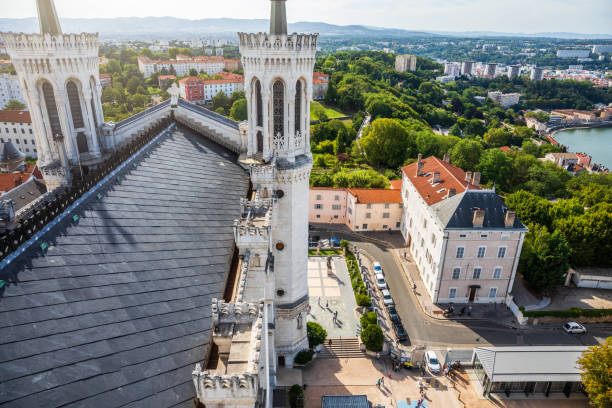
[0,116,37,157]
[1,31,105,189]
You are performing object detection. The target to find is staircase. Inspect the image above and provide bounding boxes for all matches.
[319,337,363,358]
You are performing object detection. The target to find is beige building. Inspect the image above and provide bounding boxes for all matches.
[310,187,403,232]
[400,155,527,304]
[395,54,417,72]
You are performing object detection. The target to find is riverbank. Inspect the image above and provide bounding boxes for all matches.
[552,126,612,169]
[550,121,612,138]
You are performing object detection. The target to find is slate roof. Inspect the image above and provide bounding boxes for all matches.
[322,395,369,408]
[473,346,586,383]
[0,141,26,163]
[432,190,527,230]
[0,176,47,212]
[0,124,250,408]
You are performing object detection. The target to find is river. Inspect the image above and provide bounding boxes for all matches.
[553,126,612,169]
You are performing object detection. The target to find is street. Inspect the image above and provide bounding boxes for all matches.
[310,226,611,348]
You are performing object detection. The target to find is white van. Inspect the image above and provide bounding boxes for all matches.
[425,350,441,374]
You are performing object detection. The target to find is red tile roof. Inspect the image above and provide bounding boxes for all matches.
[158,75,176,80]
[500,146,512,152]
[348,188,402,204]
[0,110,31,124]
[0,165,41,193]
[402,156,481,206]
[99,73,111,79]
[389,180,402,190]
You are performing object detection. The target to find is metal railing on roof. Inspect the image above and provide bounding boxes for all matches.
[177,99,240,130]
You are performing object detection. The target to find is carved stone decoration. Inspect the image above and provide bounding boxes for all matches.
[297,312,303,329]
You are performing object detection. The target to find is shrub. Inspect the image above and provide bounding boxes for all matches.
[361,324,384,351]
[356,293,372,307]
[340,239,350,249]
[288,384,304,408]
[294,349,314,365]
[360,312,378,329]
[307,322,327,348]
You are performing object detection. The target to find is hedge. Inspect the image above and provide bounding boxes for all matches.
[307,321,327,348]
[523,308,612,318]
[294,349,314,365]
[360,311,378,329]
[346,248,371,306]
[361,324,384,351]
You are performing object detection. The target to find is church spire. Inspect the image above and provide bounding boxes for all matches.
[269,0,287,35]
[36,0,62,36]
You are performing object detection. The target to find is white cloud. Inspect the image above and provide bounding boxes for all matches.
[3,0,611,34]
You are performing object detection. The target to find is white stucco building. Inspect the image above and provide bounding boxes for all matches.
[400,155,527,304]
[138,55,226,78]
[0,110,38,157]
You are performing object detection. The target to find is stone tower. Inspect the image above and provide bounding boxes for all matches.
[239,0,318,367]
[1,0,104,190]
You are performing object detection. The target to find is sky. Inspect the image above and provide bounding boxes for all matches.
[2,0,612,35]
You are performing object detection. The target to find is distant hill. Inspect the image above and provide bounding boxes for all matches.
[0,17,609,40]
[0,17,435,40]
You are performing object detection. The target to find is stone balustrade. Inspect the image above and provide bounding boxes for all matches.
[211,298,261,325]
[238,32,318,52]
[192,366,259,408]
[2,32,99,53]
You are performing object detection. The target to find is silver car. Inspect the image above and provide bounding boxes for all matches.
[563,322,586,334]
[382,289,394,306]
[375,273,387,290]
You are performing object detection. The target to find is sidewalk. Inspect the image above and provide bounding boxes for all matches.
[391,248,517,326]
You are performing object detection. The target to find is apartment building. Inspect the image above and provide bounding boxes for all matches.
[138,55,227,78]
[400,155,527,304]
[395,54,417,72]
[312,72,329,101]
[0,74,26,109]
[0,110,37,157]
[309,187,403,232]
[179,72,244,103]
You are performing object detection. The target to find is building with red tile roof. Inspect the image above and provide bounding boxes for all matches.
[0,110,38,158]
[389,179,402,190]
[312,72,329,101]
[178,73,244,103]
[99,73,112,88]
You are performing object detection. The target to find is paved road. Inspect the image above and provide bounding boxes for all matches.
[311,228,611,348]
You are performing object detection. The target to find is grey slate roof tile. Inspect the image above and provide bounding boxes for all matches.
[0,125,249,407]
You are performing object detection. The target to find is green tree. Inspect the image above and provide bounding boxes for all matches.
[367,99,393,119]
[505,190,552,229]
[126,77,142,95]
[230,98,248,121]
[211,91,230,111]
[307,322,327,348]
[577,338,612,408]
[189,68,198,76]
[519,226,571,294]
[311,103,328,122]
[360,324,384,352]
[324,80,338,105]
[288,384,305,408]
[360,312,378,329]
[215,107,225,115]
[3,100,26,110]
[477,149,513,189]
[483,127,512,147]
[359,118,409,168]
[449,139,483,171]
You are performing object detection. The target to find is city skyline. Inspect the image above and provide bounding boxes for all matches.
[2,0,612,36]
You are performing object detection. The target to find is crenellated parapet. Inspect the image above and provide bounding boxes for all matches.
[1,32,99,54]
[250,162,276,187]
[192,366,259,408]
[238,32,318,54]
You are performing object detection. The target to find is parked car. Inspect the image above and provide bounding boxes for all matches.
[387,306,400,323]
[372,261,383,275]
[425,350,441,374]
[393,322,408,341]
[382,289,394,306]
[563,322,587,334]
[375,273,387,290]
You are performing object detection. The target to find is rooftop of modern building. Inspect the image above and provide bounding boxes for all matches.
[402,155,481,206]
[0,125,250,407]
[0,110,32,124]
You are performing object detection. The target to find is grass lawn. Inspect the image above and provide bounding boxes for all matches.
[308,249,343,256]
[310,101,350,121]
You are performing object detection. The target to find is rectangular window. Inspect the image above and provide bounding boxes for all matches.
[366,213,371,219]
[385,203,390,209]
[396,222,401,228]
[314,204,323,210]
[316,194,322,200]
[366,204,372,209]
[334,195,340,201]
[383,225,388,229]
[477,247,486,258]
[23,139,27,144]
[489,287,497,298]
[481,234,488,238]
[493,267,502,279]
[473,267,482,279]
[21,129,24,134]
[29,129,32,134]
[449,288,457,298]
[456,247,465,258]
[334,215,339,219]
[382,212,390,219]
[460,234,467,238]
[497,247,506,258]
[316,214,320,219]
[362,224,368,230]
[348,207,352,214]
[452,268,460,280]
[332,204,341,210]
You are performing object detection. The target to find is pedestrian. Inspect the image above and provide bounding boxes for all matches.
[326,299,329,308]
[376,352,380,359]
[403,251,406,259]
[328,339,332,346]
[334,311,338,320]
[308,305,311,314]
[381,376,384,385]
[376,379,380,387]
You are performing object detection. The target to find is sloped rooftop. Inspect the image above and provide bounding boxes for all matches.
[0,125,250,407]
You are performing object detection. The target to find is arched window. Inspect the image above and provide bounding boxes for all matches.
[256,131,264,154]
[76,132,89,153]
[255,80,263,127]
[295,80,302,134]
[273,80,284,138]
[66,80,84,129]
[41,81,62,139]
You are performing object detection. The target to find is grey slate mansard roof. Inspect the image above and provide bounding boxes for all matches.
[431,190,527,230]
[0,176,47,213]
[0,125,250,408]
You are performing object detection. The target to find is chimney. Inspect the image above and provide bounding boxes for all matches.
[505,210,516,228]
[416,154,424,177]
[433,172,440,183]
[465,171,472,183]
[473,209,485,228]
[443,153,450,163]
[447,188,456,198]
[472,172,481,187]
